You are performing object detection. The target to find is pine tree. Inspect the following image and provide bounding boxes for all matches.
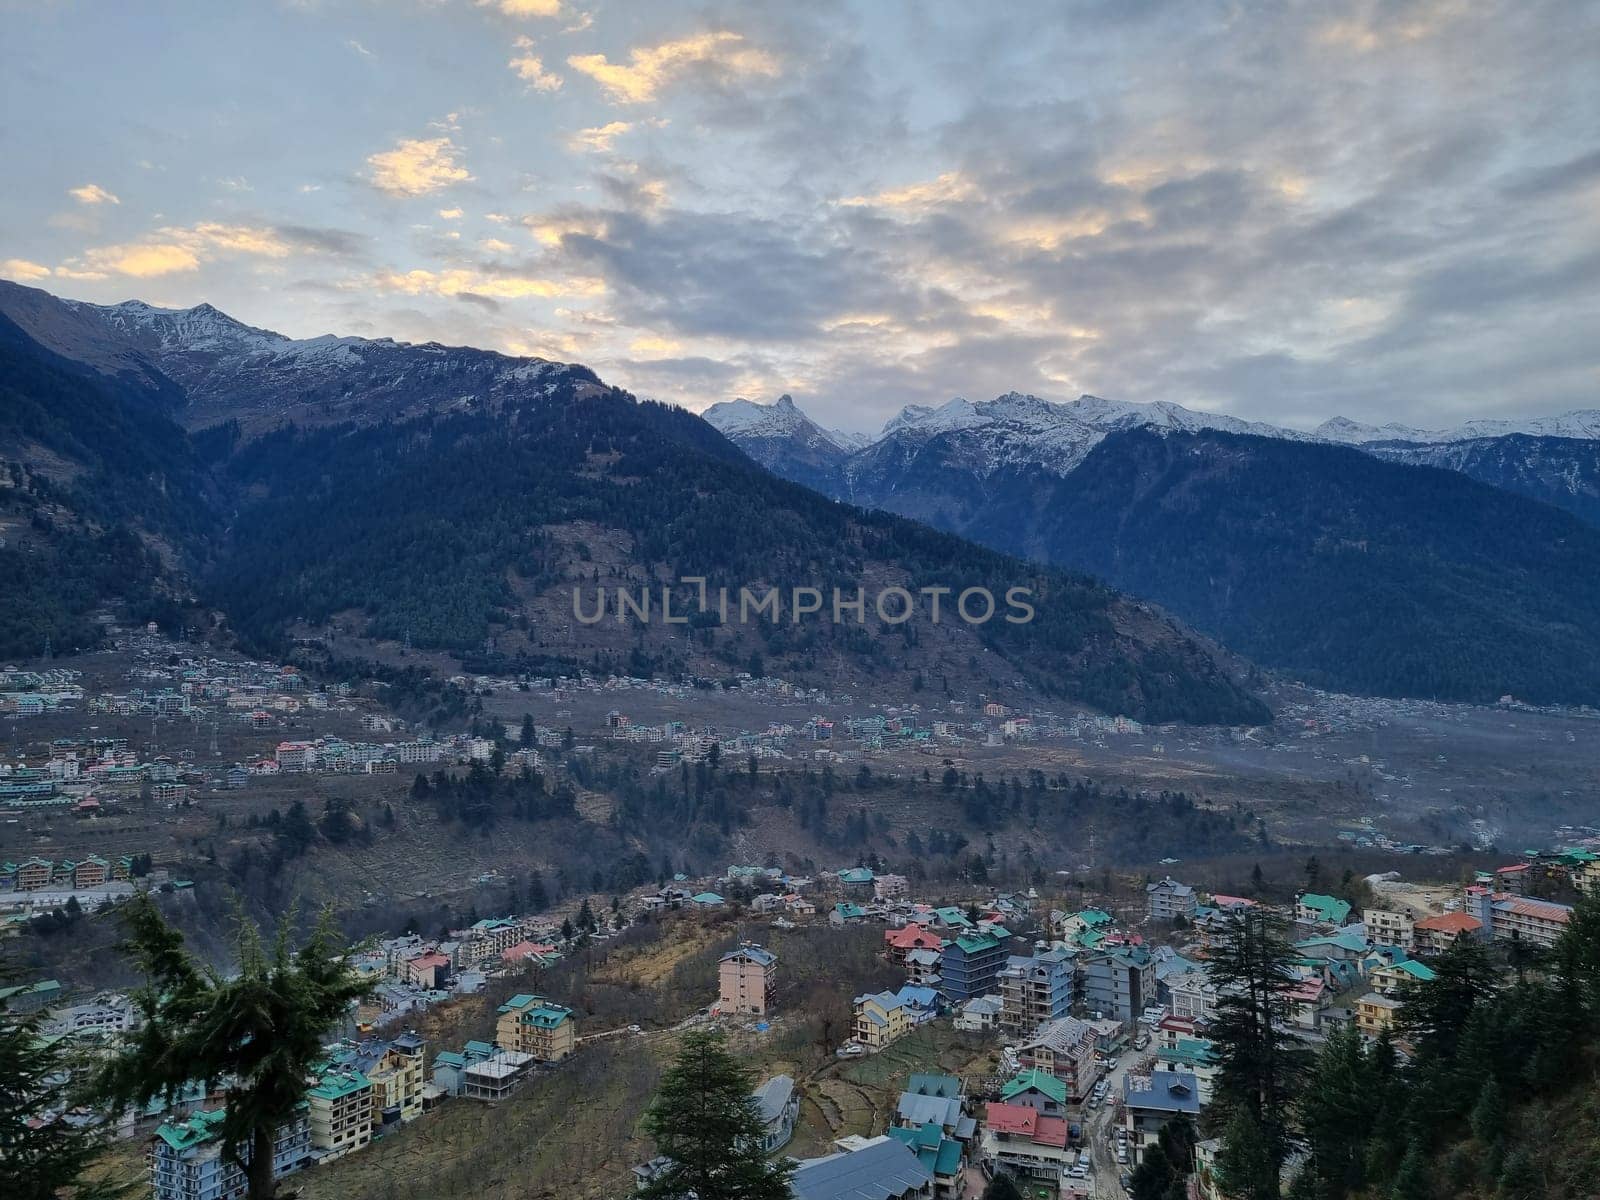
[1216,1108,1279,1200]
[1208,909,1307,1198]
[981,1173,1025,1200]
[636,1032,793,1200]
[1,989,124,1200]
[91,895,370,1200]
[1298,1025,1371,1198]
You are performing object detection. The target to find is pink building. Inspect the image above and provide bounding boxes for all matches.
[718,944,777,1015]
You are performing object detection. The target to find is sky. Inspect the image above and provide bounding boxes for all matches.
[2,0,1597,435]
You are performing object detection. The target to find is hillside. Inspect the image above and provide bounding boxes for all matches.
[1368,434,1600,528]
[0,284,1265,725]
[1033,429,1600,705]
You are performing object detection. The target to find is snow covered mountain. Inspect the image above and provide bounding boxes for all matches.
[701,394,860,493]
[1315,411,1600,445]
[0,280,604,432]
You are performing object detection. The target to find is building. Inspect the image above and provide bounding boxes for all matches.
[981,1102,1074,1188]
[343,1032,427,1126]
[997,946,1075,1035]
[999,1068,1069,1118]
[954,995,1002,1032]
[939,929,1010,1003]
[1412,911,1484,954]
[1371,959,1436,996]
[1363,908,1415,950]
[495,993,576,1061]
[1015,1016,1098,1102]
[1465,888,1572,950]
[1296,893,1353,927]
[753,1074,800,1152]
[885,923,944,966]
[149,1108,310,1200]
[790,1135,933,1200]
[718,943,777,1016]
[1147,878,1198,922]
[1356,992,1402,1038]
[855,990,916,1050]
[1080,948,1155,1025]
[1165,969,1220,1023]
[1123,1070,1202,1163]
[306,1068,374,1161]
[462,1049,535,1100]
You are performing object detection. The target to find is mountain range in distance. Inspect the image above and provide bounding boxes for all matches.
[7,274,1600,715]
[0,280,1266,726]
[704,393,1600,707]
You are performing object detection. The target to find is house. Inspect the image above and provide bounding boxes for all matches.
[981,1102,1074,1188]
[1296,893,1353,927]
[1147,877,1198,921]
[905,948,943,988]
[1286,977,1329,1030]
[831,902,867,926]
[939,929,1010,1003]
[855,990,916,1050]
[306,1068,374,1161]
[1123,1070,1202,1162]
[1016,1016,1099,1102]
[885,923,944,965]
[838,867,875,892]
[998,945,1075,1034]
[875,874,910,900]
[1412,911,1483,954]
[405,950,451,990]
[789,1135,933,1200]
[954,995,1002,1032]
[1363,908,1415,950]
[1165,969,1220,1023]
[999,1068,1069,1118]
[719,943,777,1015]
[0,979,62,1014]
[1356,992,1402,1038]
[1371,959,1436,996]
[886,1121,965,1198]
[753,1074,800,1152]
[690,892,725,908]
[494,993,576,1061]
[150,1108,310,1200]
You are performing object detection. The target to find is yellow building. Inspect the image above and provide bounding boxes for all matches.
[853,990,914,1050]
[1362,908,1414,949]
[306,1068,373,1161]
[1356,992,1401,1038]
[494,994,576,1062]
[364,1032,428,1123]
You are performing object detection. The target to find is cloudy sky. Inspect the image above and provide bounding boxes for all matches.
[3,0,1597,433]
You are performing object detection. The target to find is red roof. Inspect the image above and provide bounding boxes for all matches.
[1414,912,1481,934]
[983,1102,1039,1137]
[1211,894,1258,909]
[886,924,944,951]
[409,951,449,969]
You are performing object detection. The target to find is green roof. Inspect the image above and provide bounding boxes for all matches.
[1001,1067,1067,1105]
[1386,959,1437,982]
[1076,908,1112,927]
[154,1109,226,1152]
[1299,894,1352,923]
[954,931,1001,954]
[308,1069,370,1100]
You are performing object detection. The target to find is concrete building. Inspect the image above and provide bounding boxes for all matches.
[1080,948,1155,1025]
[938,929,1009,1004]
[494,993,576,1061]
[149,1108,310,1200]
[1015,1016,1099,1102]
[718,943,777,1016]
[1123,1070,1202,1163]
[1363,908,1415,950]
[306,1068,374,1161]
[1147,877,1198,922]
[997,946,1075,1035]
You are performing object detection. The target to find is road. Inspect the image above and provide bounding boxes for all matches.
[1083,1046,1150,1199]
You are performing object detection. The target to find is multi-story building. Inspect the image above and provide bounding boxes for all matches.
[306,1068,374,1161]
[1363,908,1415,950]
[1295,893,1353,927]
[1146,878,1198,922]
[1164,969,1220,1023]
[997,947,1075,1035]
[1014,1016,1098,1101]
[16,856,52,891]
[334,1032,428,1126]
[981,1102,1074,1188]
[149,1108,309,1200]
[1411,911,1483,954]
[494,993,576,1061]
[1123,1070,1202,1164]
[1465,888,1572,950]
[854,990,916,1050]
[718,944,777,1016]
[1080,948,1155,1025]
[884,924,944,967]
[1355,992,1402,1038]
[938,929,1009,1003]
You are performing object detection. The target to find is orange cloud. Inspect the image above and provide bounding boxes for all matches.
[367,136,473,196]
[567,31,777,104]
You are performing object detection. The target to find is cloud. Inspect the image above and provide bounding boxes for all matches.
[58,222,341,279]
[481,0,563,16]
[841,172,976,213]
[367,136,473,196]
[68,183,120,205]
[366,267,605,300]
[567,121,632,152]
[347,38,374,57]
[2,258,53,281]
[439,207,464,219]
[567,31,778,104]
[509,36,563,91]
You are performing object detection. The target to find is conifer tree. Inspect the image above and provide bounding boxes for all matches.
[636,1032,793,1200]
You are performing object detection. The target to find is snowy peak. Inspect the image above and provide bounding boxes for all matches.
[703,394,860,453]
[1314,410,1600,445]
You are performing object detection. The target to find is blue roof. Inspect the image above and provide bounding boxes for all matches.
[791,1137,933,1200]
